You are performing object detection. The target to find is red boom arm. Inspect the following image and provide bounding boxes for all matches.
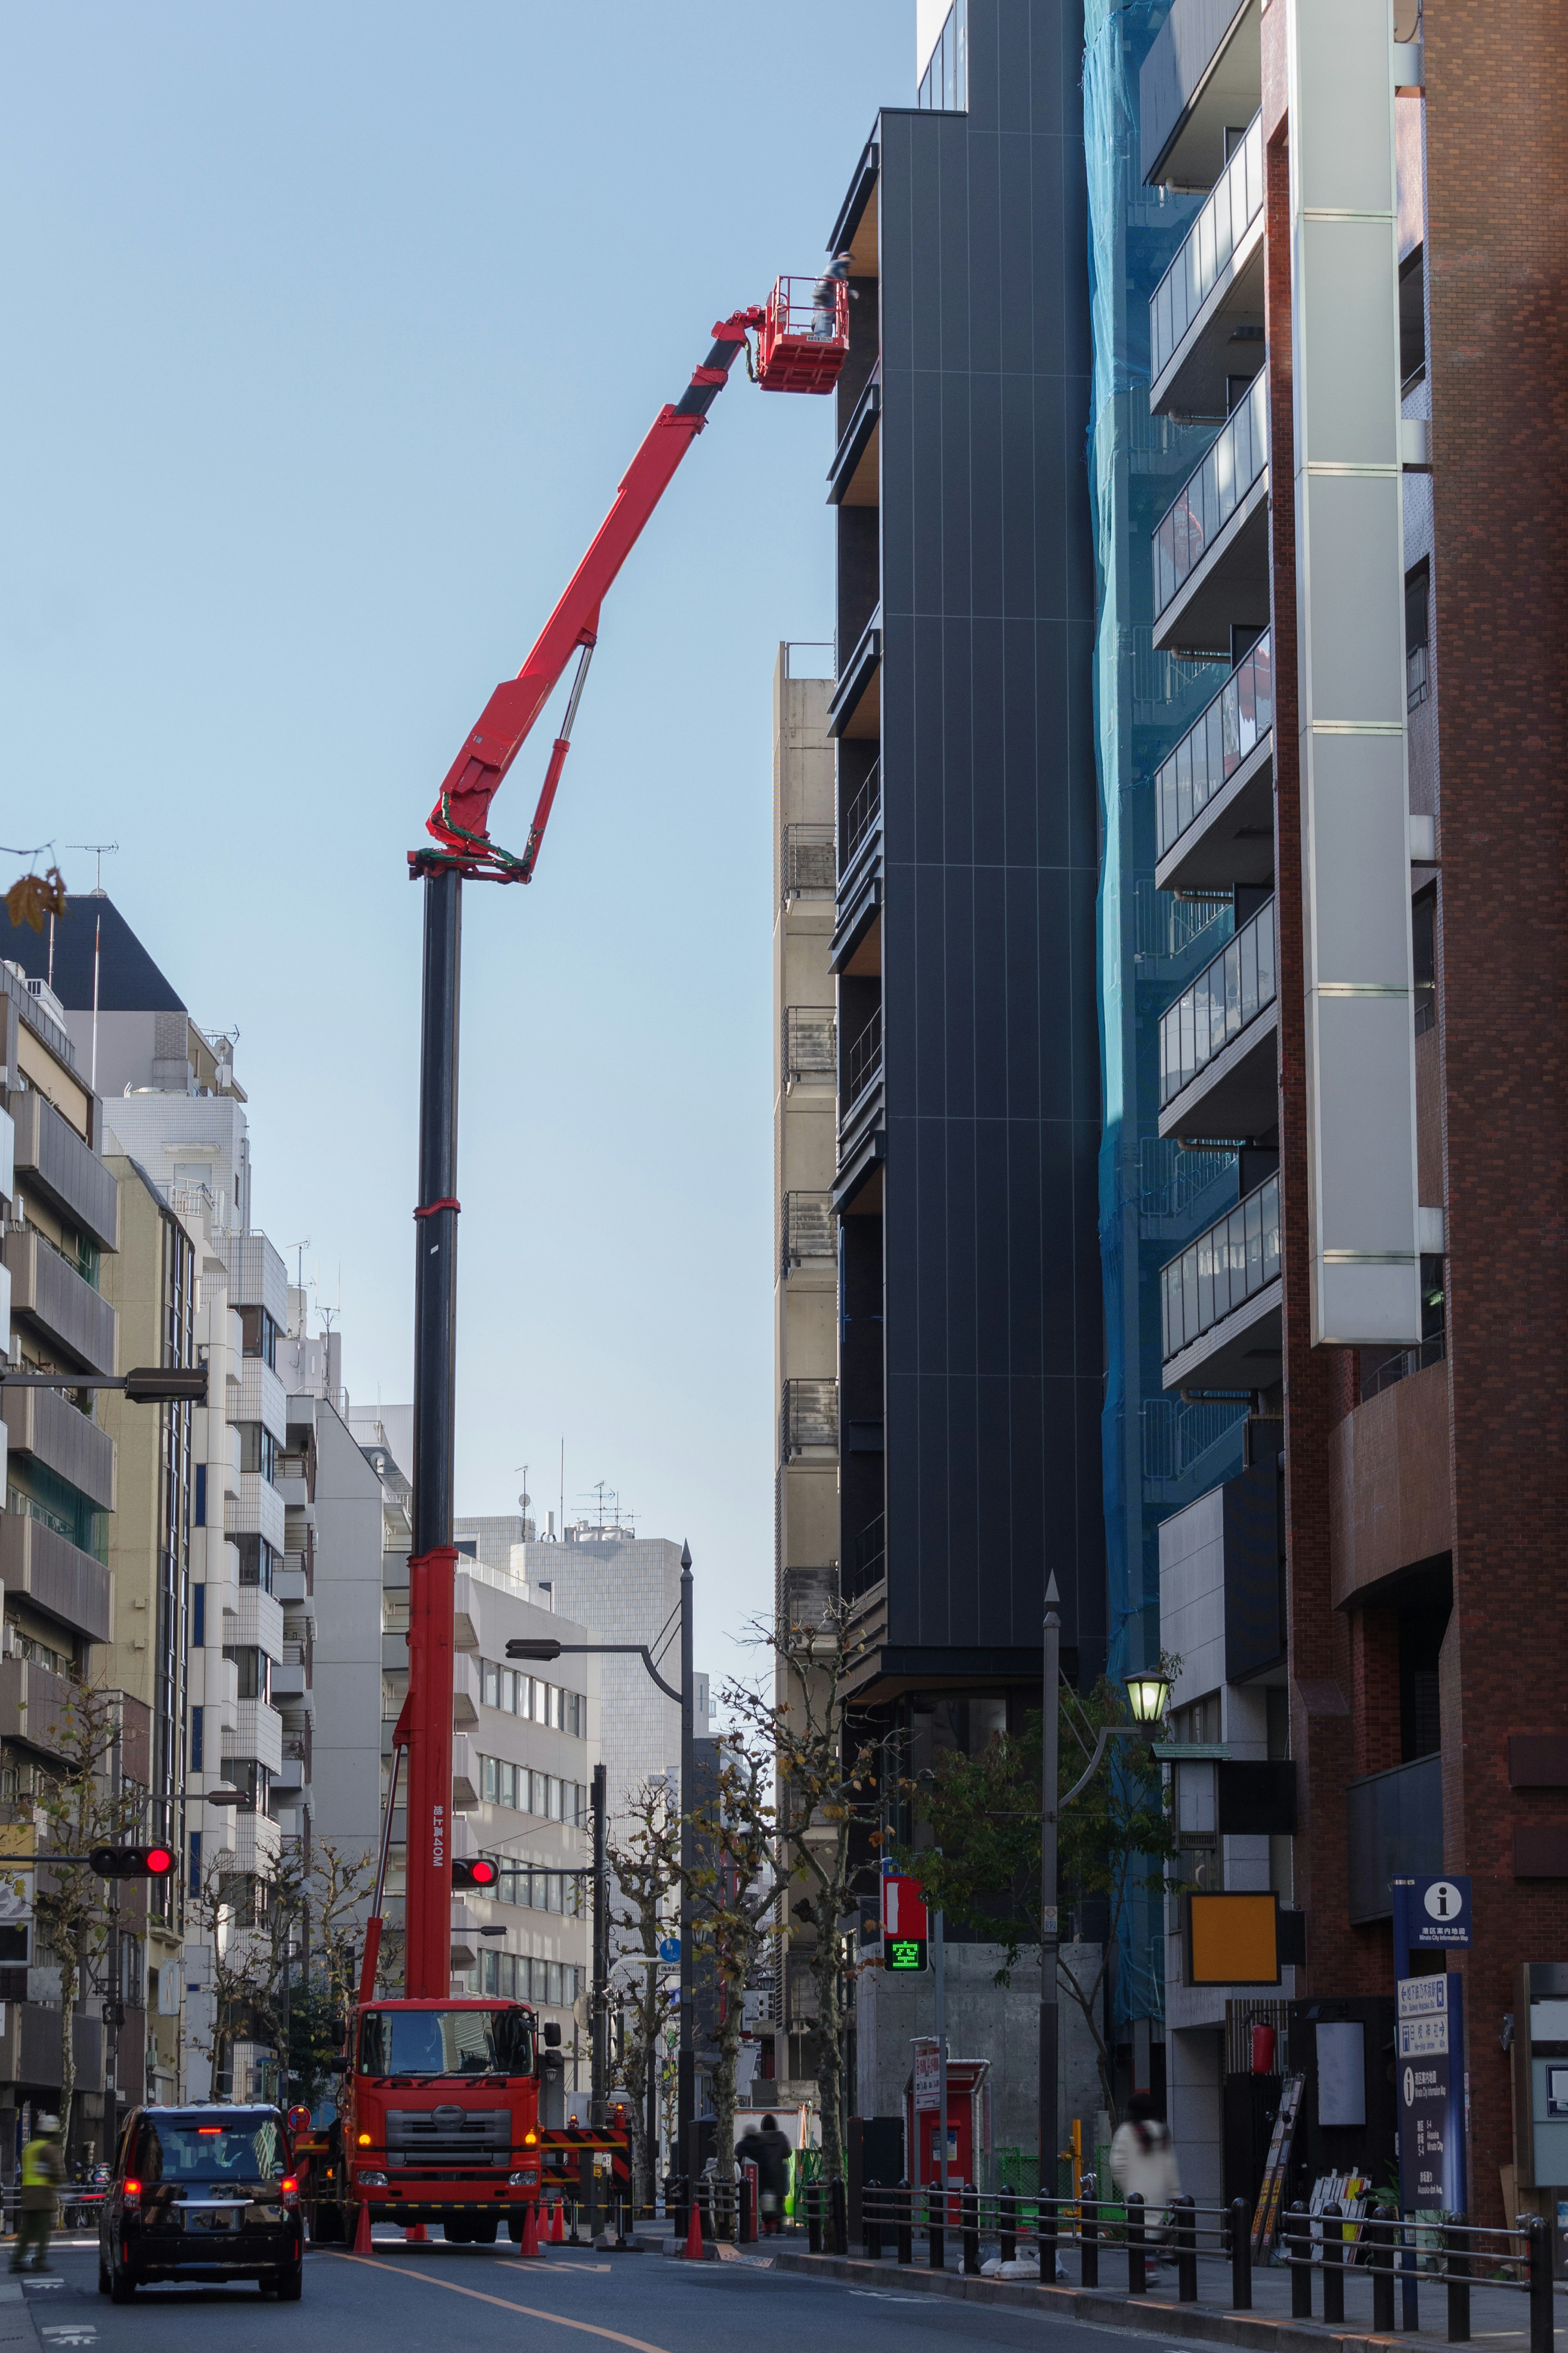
[422,306,764,881]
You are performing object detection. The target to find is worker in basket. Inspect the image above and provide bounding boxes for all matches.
[813,252,853,338]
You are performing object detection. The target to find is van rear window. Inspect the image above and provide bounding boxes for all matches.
[137,2116,285,2182]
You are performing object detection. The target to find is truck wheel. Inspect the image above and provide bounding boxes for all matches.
[443,2220,471,2244]
[312,2203,347,2245]
[469,2221,498,2246]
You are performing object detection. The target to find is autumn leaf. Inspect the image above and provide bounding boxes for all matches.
[6,867,67,932]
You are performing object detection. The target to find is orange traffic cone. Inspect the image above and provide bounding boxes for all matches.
[549,2198,566,2244]
[404,2223,428,2244]
[352,2200,373,2255]
[684,2199,704,2262]
[520,2203,543,2258]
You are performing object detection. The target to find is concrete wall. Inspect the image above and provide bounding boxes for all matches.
[308,1401,384,1870]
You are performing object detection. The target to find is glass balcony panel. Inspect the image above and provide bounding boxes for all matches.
[1245,1191,1263,1290]
[1262,1173,1281,1280]
[1160,1169,1282,1362]
[1149,114,1265,382]
[1154,630,1275,860]
[1256,910,1276,1005]
[1239,923,1257,1024]
[1152,348,1268,621]
[1158,899,1276,1108]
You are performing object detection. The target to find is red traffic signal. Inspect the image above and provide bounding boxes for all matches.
[90,1846,175,1880]
[453,1858,498,1890]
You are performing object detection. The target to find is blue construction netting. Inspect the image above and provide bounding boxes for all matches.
[1082,0,1247,2034]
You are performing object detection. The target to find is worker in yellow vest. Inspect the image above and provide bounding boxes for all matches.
[12,2114,64,2274]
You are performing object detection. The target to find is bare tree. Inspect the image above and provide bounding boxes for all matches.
[723,1603,880,2185]
[185,1839,374,2100]
[686,1732,777,2203]
[604,1779,682,2208]
[31,1683,149,2156]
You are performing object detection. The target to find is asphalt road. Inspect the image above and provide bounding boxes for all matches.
[4,2230,1246,2353]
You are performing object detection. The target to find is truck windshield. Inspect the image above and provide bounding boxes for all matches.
[358,2007,533,2077]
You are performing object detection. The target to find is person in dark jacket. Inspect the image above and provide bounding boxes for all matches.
[812,253,852,339]
[735,2113,790,2235]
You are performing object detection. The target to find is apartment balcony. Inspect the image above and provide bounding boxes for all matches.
[826,609,881,741]
[827,362,880,507]
[236,1356,287,1446]
[215,1808,281,1877]
[780,1191,835,1279]
[0,1657,75,1760]
[780,823,835,902]
[1160,1169,1282,1389]
[1346,1753,1442,1925]
[1150,114,1264,415]
[223,1699,284,1776]
[1140,0,1261,189]
[4,1229,116,1377]
[0,1511,112,1645]
[225,1470,286,1552]
[232,1585,285,1660]
[843,1511,886,1602]
[1152,372,1270,654]
[782,1006,836,1093]
[836,1006,886,1211]
[1,1384,115,1512]
[9,1087,118,1251]
[214,1231,289,1327]
[274,1558,309,1605]
[272,1736,309,1796]
[782,1378,838,1462]
[831,759,883,975]
[780,1566,838,1631]
[1155,632,1274,892]
[1158,897,1277,1142]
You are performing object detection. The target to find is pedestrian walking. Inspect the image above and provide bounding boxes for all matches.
[1109,2092,1180,2279]
[735,2112,790,2236]
[12,2113,65,2274]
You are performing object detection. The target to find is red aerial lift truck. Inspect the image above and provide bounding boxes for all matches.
[327,274,850,2252]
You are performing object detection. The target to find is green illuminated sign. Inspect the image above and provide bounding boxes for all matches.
[885,1936,927,1972]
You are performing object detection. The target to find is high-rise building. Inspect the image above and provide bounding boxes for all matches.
[801,0,1107,2148]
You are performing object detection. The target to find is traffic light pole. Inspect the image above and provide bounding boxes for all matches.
[590,1762,608,2126]
[677,1543,694,2187]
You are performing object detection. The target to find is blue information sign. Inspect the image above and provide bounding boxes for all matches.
[658,1936,680,1964]
[1392,1875,1472,1957]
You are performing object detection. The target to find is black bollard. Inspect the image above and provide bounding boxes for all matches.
[962,2183,980,2276]
[999,2185,1017,2267]
[806,2179,822,2255]
[1528,2216,1552,2353]
[739,2173,753,2246]
[1445,2214,1470,2344]
[1322,2203,1345,2325]
[1372,2211,1396,2334]
[1175,2194,1197,2304]
[1040,2185,1058,2283]
[1081,2190,1100,2289]
[1127,2191,1147,2295]
[896,2179,913,2267]
[1289,2201,1313,2320]
[864,2180,881,2261]
[1228,2196,1252,2311]
[927,2182,945,2271]
[830,2177,848,2258]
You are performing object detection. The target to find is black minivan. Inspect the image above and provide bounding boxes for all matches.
[99,2105,304,2300]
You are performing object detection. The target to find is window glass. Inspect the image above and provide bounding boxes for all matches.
[482,1662,500,1708]
[548,1685,561,1731]
[357,2006,534,2077]
[138,2115,285,2183]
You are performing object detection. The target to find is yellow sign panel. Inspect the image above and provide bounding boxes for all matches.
[1185,1892,1280,1986]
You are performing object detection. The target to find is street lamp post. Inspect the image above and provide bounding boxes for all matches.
[506,1537,695,2186]
[1038,1573,1169,2200]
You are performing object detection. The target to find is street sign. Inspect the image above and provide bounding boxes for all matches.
[657,1937,680,1963]
[1393,1875,1472,1954]
[913,2038,941,2112]
[1397,1971,1466,2210]
[881,1874,929,1972]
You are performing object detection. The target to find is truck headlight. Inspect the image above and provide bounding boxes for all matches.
[508,2172,540,2187]
[358,2171,389,2188]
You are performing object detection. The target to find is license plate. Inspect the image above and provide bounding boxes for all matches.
[189,2209,238,2232]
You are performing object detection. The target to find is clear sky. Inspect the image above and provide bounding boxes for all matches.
[2,3,911,1683]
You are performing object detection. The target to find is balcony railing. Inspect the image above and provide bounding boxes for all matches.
[781,823,835,901]
[1161,1171,1281,1363]
[1154,370,1269,620]
[781,1191,835,1274]
[782,1379,838,1459]
[1156,631,1274,859]
[1150,113,1265,384]
[1361,1327,1445,1402]
[783,1006,836,1088]
[1159,897,1276,1107]
[845,1008,883,1110]
[843,760,882,867]
[846,1512,886,1598]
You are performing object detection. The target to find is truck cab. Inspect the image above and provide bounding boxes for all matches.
[345,1998,543,2243]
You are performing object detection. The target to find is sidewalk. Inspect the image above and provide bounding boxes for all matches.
[771,2240,1565,2353]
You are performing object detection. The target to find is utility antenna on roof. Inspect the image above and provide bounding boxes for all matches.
[69,841,118,895]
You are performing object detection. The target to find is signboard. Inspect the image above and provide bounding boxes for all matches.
[1397,1972,1465,2210]
[1183,1891,1280,1987]
[657,1937,680,1964]
[1393,1876,1472,1954]
[912,2039,941,2112]
[882,1874,929,1973]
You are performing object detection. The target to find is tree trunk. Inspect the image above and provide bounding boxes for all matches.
[58,1940,79,2159]
[811,1920,844,2182]
[711,1978,744,2210]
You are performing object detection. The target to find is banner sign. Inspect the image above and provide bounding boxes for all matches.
[1397,1972,1465,2210]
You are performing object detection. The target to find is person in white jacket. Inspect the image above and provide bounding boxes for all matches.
[1109,2093,1181,2275]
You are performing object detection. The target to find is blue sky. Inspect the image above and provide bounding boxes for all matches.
[2,2,911,1680]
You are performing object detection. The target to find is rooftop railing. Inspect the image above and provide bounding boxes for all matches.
[1161,1171,1280,1363]
[1154,370,1269,620]
[1150,114,1265,384]
[1159,897,1276,1107]
[1156,631,1274,859]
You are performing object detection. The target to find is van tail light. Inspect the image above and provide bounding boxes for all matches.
[280,2176,299,2208]
[123,2180,141,2206]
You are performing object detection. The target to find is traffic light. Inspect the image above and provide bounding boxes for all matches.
[90,1846,175,1881]
[452,1858,499,1890]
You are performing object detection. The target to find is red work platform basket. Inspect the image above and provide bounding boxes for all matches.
[756,274,850,393]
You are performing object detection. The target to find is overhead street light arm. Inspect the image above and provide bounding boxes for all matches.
[505,1637,682,1706]
[1058,1723,1152,1812]
[0,1367,208,1405]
